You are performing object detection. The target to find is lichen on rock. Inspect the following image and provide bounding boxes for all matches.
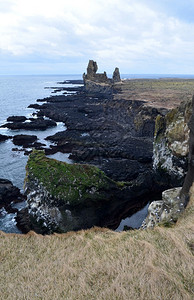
[141,187,183,228]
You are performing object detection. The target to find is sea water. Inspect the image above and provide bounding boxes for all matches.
[0,75,81,232]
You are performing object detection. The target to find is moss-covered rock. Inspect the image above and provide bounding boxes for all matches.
[24,150,124,233]
[25,150,117,206]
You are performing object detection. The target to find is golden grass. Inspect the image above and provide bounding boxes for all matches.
[0,185,194,300]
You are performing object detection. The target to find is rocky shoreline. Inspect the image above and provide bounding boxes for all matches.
[0,61,193,234]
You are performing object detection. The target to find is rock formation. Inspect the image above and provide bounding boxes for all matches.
[20,150,159,234]
[141,187,182,228]
[0,134,11,142]
[181,94,194,200]
[83,60,109,84]
[113,67,121,83]
[143,95,194,228]
[83,60,121,94]
[22,150,124,233]
[153,98,192,185]
[1,116,57,130]
[0,178,25,213]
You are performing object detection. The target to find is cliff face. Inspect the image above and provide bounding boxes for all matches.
[181,95,194,198]
[143,96,194,228]
[153,98,192,184]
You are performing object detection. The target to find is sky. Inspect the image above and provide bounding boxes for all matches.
[1,0,194,75]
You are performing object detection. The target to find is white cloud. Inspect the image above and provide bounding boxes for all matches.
[0,0,194,74]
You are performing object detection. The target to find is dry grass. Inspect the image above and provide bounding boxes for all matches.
[0,185,194,300]
[114,79,194,109]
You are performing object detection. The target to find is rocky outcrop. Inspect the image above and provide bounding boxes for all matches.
[83,60,121,94]
[181,95,194,200]
[113,67,121,83]
[143,95,194,228]
[22,150,122,233]
[13,134,37,147]
[0,134,12,142]
[20,150,162,234]
[7,116,27,122]
[153,98,192,184]
[141,187,183,228]
[83,60,109,84]
[0,178,25,213]
[1,117,57,130]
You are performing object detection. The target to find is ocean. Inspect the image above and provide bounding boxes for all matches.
[0,74,81,232]
[0,73,193,233]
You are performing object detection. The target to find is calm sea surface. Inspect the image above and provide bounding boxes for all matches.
[0,73,193,233]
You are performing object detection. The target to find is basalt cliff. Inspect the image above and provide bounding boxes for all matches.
[15,61,194,233]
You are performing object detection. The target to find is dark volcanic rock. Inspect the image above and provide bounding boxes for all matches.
[0,134,11,142]
[7,116,27,122]
[42,95,158,182]
[13,134,37,147]
[1,117,57,130]
[0,178,25,213]
[113,67,121,83]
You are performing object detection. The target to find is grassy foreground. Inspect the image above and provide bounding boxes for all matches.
[0,186,194,300]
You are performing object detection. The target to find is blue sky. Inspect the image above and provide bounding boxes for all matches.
[1,0,194,75]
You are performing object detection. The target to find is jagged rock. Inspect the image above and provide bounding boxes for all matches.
[83,60,112,94]
[113,67,121,83]
[86,60,98,77]
[83,60,108,83]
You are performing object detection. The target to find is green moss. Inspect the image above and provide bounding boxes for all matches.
[154,115,166,143]
[25,150,119,205]
[166,108,178,126]
[155,115,165,135]
[166,119,186,144]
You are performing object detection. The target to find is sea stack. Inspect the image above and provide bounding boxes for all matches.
[113,67,121,83]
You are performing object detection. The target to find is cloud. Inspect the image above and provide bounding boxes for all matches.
[0,0,194,74]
